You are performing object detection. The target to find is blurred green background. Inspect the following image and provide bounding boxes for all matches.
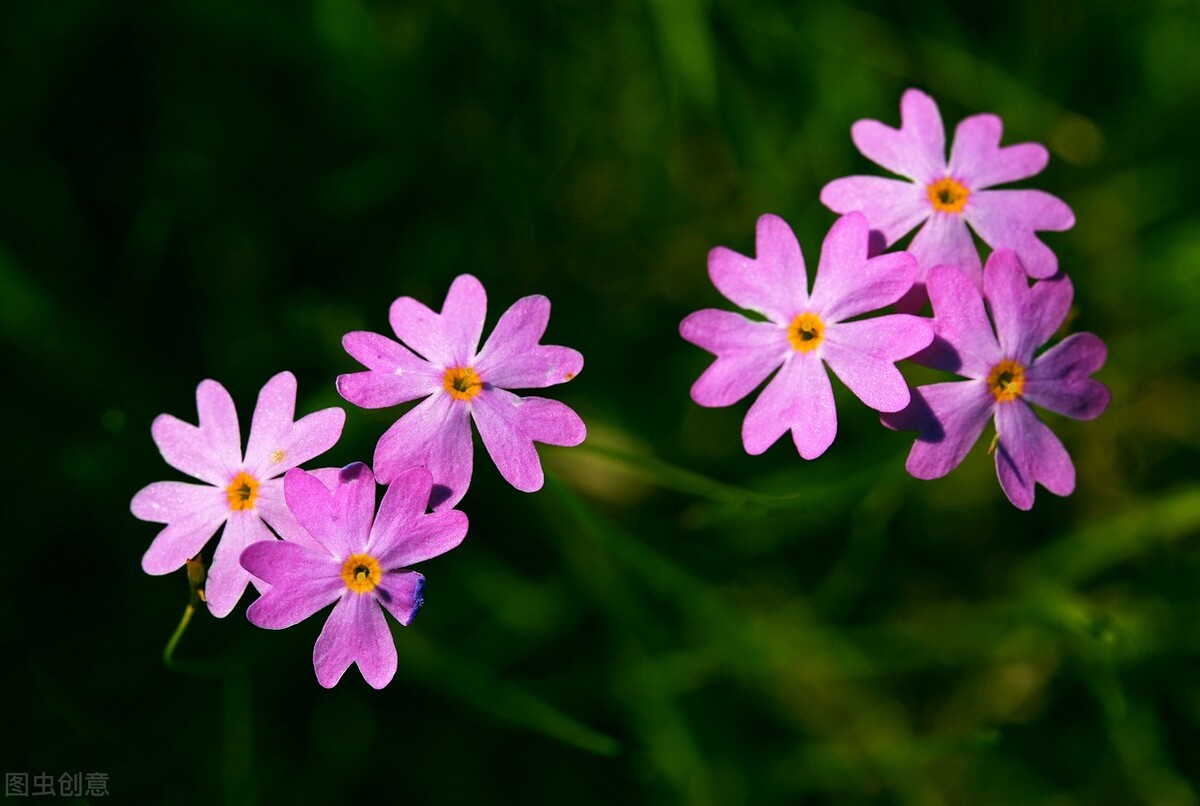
[3,0,1199,803]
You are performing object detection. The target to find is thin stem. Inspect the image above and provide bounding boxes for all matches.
[163,602,196,668]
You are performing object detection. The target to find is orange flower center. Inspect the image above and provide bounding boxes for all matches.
[787,312,824,353]
[341,553,383,594]
[927,177,970,214]
[443,366,484,401]
[225,471,260,511]
[987,359,1026,403]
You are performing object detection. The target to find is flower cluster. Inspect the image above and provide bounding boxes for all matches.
[681,88,1108,509]
[134,88,1111,691]
[132,277,584,687]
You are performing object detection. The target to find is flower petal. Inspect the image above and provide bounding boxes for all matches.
[982,249,1073,363]
[373,392,474,509]
[255,406,346,478]
[994,401,1075,510]
[472,389,586,493]
[337,370,436,411]
[966,189,1075,279]
[206,513,275,618]
[828,250,919,322]
[389,274,486,367]
[475,294,547,359]
[483,344,583,390]
[905,213,983,305]
[241,373,345,479]
[790,356,838,460]
[680,309,788,407]
[254,477,326,552]
[679,309,785,355]
[810,213,919,321]
[242,372,297,473]
[241,540,344,629]
[914,265,1001,377]
[982,248,1031,358]
[197,379,242,473]
[882,380,995,480]
[337,332,440,409]
[283,464,376,558]
[377,510,468,570]
[374,570,425,627]
[131,480,223,524]
[819,176,929,246]
[473,295,584,389]
[140,506,228,576]
[440,274,488,361]
[330,463,377,554]
[823,315,934,412]
[740,359,798,455]
[948,113,1050,189]
[368,465,467,563]
[708,214,808,322]
[280,467,339,557]
[851,88,946,184]
[342,330,434,375]
[150,414,232,487]
[742,355,836,459]
[1024,333,1111,420]
[314,594,397,690]
[1024,274,1075,357]
[368,465,434,545]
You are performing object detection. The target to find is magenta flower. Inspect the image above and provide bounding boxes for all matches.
[680,212,934,459]
[336,274,586,509]
[131,372,346,617]
[240,463,467,689]
[821,88,1074,310]
[882,250,1110,509]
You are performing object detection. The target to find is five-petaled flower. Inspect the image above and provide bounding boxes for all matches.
[882,249,1110,509]
[336,274,586,510]
[131,372,346,616]
[821,88,1074,311]
[680,212,935,459]
[240,463,468,689]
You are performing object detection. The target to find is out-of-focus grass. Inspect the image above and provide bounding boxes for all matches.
[1,0,1198,803]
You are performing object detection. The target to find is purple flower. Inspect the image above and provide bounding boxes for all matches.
[131,372,346,617]
[336,274,586,510]
[882,250,1110,509]
[821,88,1074,310]
[240,463,467,689]
[680,212,934,459]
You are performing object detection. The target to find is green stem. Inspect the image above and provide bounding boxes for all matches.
[163,602,196,668]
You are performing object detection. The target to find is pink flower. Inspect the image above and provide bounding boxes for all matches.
[336,274,586,510]
[882,250,1110,509]
[680,212,934,459]
[240,463,467,689]
[821,88,1074,310]
[131,372,346,617]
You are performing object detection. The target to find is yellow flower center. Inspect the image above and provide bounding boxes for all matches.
[987,359,1026,403]
[443,366,483,401]
[341,553,383,595]
[787,312,825,353]
[225,471,260,511]
[927,177,970,214]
